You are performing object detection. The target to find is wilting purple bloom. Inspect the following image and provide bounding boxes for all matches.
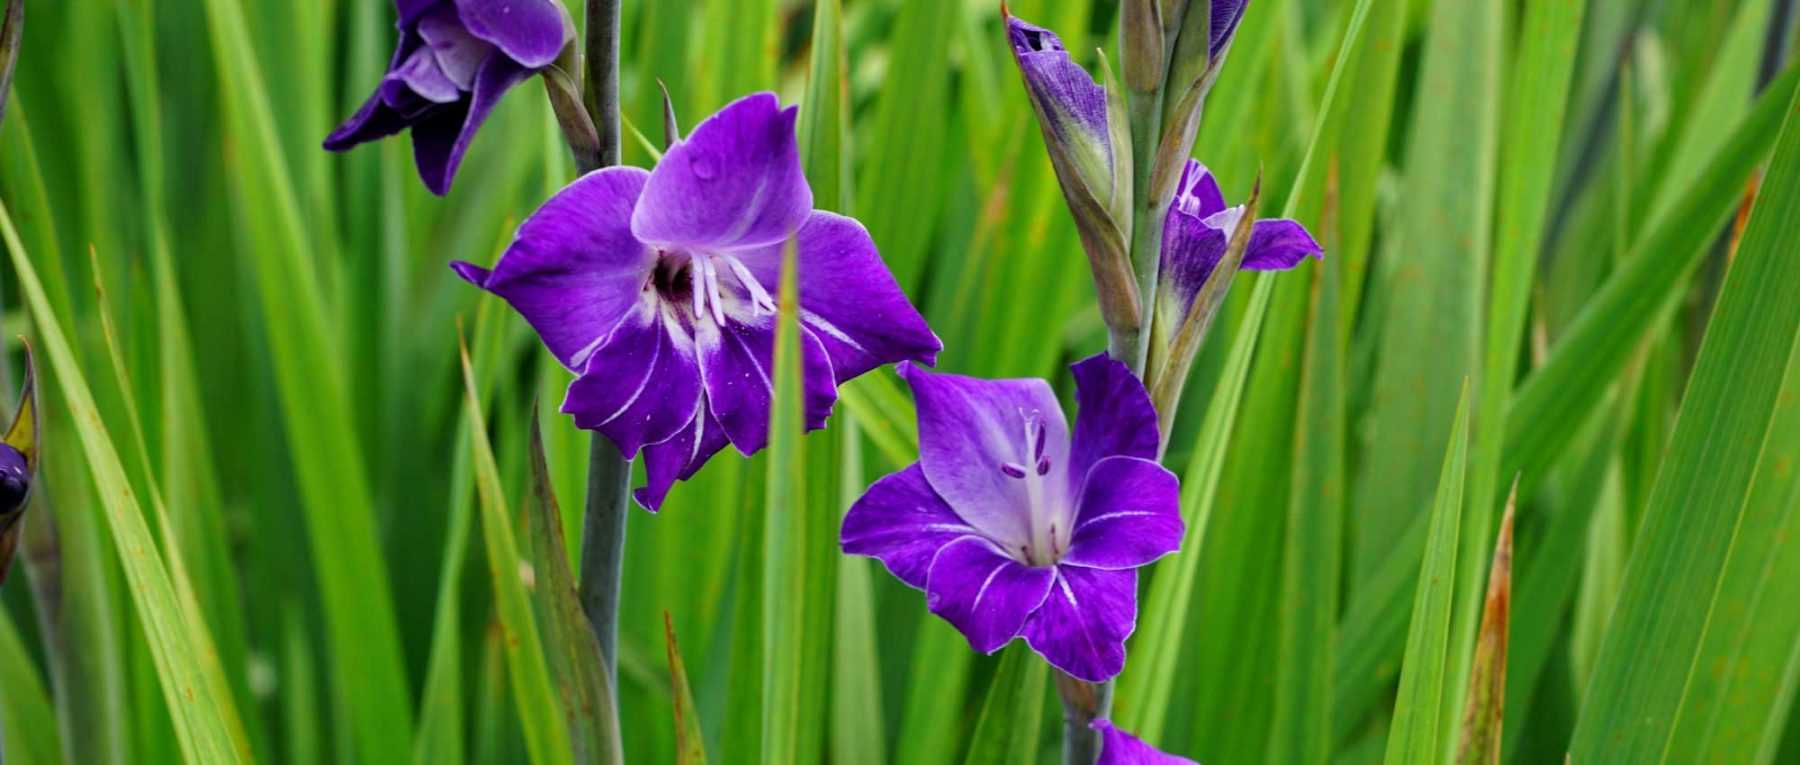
[1093,720,1197,765]
[841,354,1182,682]
[454,93,940,510]
[1159,159,1320,320]
[324,0,572,195]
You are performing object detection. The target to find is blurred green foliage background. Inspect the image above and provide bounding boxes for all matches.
[2,0,1800,762]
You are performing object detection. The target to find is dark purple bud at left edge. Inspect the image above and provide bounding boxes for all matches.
[0,343,40,588]
[323,0,574,195]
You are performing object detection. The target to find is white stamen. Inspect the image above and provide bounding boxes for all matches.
[720,254,777,315]
[688,256,708,324]
[701,257,727,327]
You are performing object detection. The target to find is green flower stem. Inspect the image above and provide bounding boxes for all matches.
[1056,669,1112,765]
[573,0,628,708]
[577,436,630,682]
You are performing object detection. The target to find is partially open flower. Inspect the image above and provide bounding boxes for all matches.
[1092,719,1197,764]
[1157,159,1320,327]
[324,0,574,195]
[455,93,940,510]
[1147,160,1319,419]
[841,354,1182,682]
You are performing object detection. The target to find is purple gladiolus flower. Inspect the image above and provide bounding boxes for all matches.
[1158,159,1320,319]
[841,354,1182,682]
[454,93,940,511]
[324,0,573,195]
[1092,720,1198,765]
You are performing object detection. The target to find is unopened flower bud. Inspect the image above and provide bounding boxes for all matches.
[1120,0,1166,93]
[1006,14,1141,341]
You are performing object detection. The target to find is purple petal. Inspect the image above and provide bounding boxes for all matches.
[560,301,702,458]
[1021,565,1137,682]
[410,54,531,195]
[418,6,493,89]
[397,0,440,27]
[1210,0,1250,58]
[925,536,1056,653]
[323,88,413,151]
[1243,218,1323,270]
[697,316,837,456]
[1171,160,1226,219]
[389,45,462,103]
[841,464,976,590]
[899,362,1071,553]
[452,0,569,68]
[1066,354,1159,491]
[1092,720,1198,765]
[632,93,812,251]
[634,408,730,511]
[452,166,655,367]
[1158,204,1231,315]
[736,212,941,382]
[1061,457,1183,570]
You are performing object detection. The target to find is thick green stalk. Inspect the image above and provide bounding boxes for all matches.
[1121,87,1168,376]
[1057,671,1114,765]
[574,0,629,717]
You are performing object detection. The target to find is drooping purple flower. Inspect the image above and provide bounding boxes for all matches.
[841,354,1182,682]
[454,93,941,511]
[1092,720,1198,765]
[324,0,573,195]
[1157,159,1320,323]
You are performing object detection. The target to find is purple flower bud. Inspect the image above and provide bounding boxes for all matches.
[0,444,27,516]
[1120,0,1165,93]
[1006,16,1119,199]
[0,346,37,589]
[841,354,1182,682]
[1148,0,1254,207]
[324,0,574,195]
[1006,13,1141,348]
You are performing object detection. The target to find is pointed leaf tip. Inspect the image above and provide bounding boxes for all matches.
[665,611,708,765]
[1455,478,1517,765]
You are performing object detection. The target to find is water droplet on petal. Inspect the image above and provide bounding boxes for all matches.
[690,154,717,180]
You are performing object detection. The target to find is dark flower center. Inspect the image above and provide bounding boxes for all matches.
[651,254,693,303]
